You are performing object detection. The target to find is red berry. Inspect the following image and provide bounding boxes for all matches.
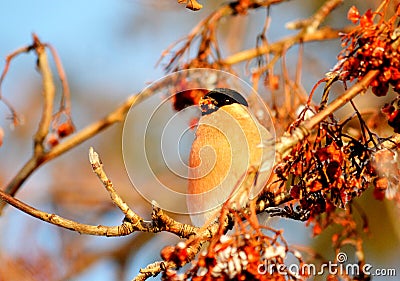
[47,134,59,148]
[57,122,75,138]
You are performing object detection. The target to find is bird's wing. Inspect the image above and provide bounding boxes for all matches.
[187,104,274,226]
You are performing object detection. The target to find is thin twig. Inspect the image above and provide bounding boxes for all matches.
[45,43,71,113]
[0,79,157,213]
[0,45,32,125]
[133,261,173,281]
[89,147,144,226]
[0,35,58,212]
[0,188,135,236]
[32,34,55,156]
[275,70,380,160]
[304,70,379,130]
[0,148,200,238]
[222,26,354,66]
[308,0,344,32]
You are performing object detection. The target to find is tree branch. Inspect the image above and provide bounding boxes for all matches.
[0,147,199,239]
[133,261,173,281]
[32,34,55,156]
[275,70,380,160]
[222,26,354,66]
[89,147,144,226]
[0,189,134,236]
[0,72,161,213]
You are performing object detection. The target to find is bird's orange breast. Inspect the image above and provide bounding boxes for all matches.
[187,104,271,225]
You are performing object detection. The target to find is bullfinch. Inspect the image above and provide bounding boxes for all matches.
[187,88,274,226]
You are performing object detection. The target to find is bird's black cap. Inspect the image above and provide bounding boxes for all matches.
[206,88,248,107]
[200,88,248,115]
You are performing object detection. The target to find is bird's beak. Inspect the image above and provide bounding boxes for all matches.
[199,96,217,115]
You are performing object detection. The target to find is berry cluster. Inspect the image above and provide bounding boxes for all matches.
[338,6,400,97]
[272,120,379,226]
[382,97,400,133]
[335,5,400,131]
[302,137,364,202]
[162,224,304,281]
[46,116,75,148]
[272,107,400,240]
[372,148,400,201]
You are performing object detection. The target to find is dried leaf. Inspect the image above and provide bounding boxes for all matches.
[347,6,360,24]
[185,0,202,11]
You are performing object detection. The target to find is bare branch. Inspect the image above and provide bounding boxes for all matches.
[0,188,135,236]
[45,43,71,113]
[286,0,344,32]
[32,34,55,156]
[89,146,150,231]
[0,78,155,213]
[0,45,32,125]
[222,26,354,66]
[1,147,200,239]
[133,261,172,281]
[275,70,379,160]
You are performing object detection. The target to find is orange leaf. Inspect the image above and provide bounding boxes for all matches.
[347,6,360,24]
[186,0,203,11]
[360,9,373,28]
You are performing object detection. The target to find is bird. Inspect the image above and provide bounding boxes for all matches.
[187,88,274,227]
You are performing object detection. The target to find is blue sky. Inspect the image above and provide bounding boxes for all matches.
[0,1,197,98]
